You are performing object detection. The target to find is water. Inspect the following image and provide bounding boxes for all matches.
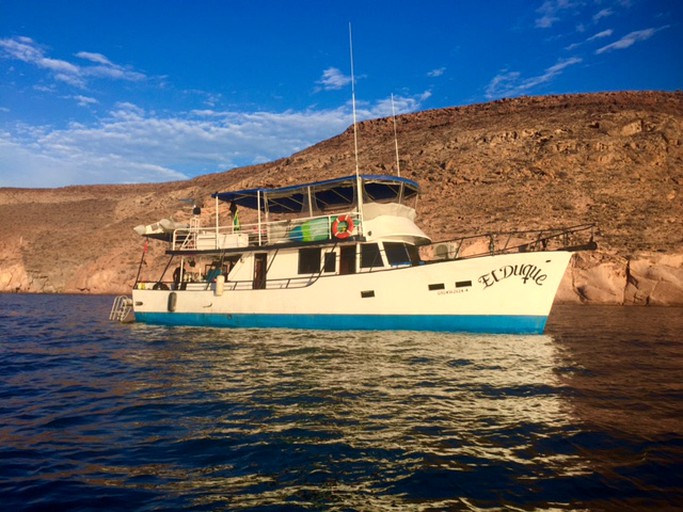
[1,294,682,511]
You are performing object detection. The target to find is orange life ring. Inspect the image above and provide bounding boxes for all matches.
[332,215,354,239]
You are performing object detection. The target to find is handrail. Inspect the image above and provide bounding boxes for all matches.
[170,211,362,251]
[431,223,596,260]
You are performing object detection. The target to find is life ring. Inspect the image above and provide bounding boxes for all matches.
[332,215,354,239]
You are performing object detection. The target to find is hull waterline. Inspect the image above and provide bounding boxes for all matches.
[134,311,549,334]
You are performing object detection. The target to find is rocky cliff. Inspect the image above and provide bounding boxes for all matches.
[1,91,682,304]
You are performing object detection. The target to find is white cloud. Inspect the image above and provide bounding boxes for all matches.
[0,35,146,89]
[190,109,223,117]
[593,8,613,23]
[111,102,146,119]
[565,28,613,50]
[0,35,430,188]
[535,0,578,28]
[587,29,614,42]
[76,51,113,65]
[84,63,146,82]
[317,67,352,91]
[39,57,80,74]
[486,57,582,99]
[0,92,429,188]
[0,136,186,188]
[371,92,431,117]
[33,84,55,93]
[0,36,43,62]
[427,67,446,78]
[54,72,87,88]
[73,95,99,107]
[595,27,666,54]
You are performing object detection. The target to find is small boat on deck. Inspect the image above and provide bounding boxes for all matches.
[133,218,189,241]
[116,173,595,333]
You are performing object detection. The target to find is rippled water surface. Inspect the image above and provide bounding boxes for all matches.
[1,294,682,511]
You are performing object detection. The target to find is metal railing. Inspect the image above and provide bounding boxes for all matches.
[110,295,134,322]
[170,212,362,251]
[431,223,596,260]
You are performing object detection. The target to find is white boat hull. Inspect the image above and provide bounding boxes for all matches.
[132,250,573,333]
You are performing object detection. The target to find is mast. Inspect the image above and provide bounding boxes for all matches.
[257,190,263,246]
[215,194,219,241]
[391,93,401,177]
[348,23,364,216]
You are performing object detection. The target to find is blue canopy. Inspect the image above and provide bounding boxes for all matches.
[212,174,420,213]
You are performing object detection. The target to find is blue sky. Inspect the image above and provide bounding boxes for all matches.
[1,0,681,188]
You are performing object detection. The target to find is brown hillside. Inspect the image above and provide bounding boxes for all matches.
[1,91,682,303]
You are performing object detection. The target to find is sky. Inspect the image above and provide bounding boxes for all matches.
[1,0,681,188]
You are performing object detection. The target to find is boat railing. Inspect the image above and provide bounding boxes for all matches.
[170,212,362,251]
[431,223,596,260]
[134,273,323,292]
[224,275,322,291]
[110,295,134,322]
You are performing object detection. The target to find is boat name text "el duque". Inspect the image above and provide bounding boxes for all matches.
[478,263,548,289]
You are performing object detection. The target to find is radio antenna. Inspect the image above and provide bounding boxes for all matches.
[391,93,401,177]
[349,23,360,179]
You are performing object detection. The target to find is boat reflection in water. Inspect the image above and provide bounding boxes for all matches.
[123,323,639,510]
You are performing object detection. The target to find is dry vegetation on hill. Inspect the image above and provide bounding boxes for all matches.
[1,91,682,303]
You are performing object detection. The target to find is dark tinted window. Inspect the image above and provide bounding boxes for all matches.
[384,242,417,266]
[298,248,321,274]
[360,243,383,268]
[324,252,336,273]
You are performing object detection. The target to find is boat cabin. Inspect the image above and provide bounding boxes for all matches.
[137,175,431,291]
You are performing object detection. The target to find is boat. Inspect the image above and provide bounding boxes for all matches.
[114,173,596,333]
[133,218,189,240]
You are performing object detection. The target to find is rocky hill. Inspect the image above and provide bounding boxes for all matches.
[1,91,682,304]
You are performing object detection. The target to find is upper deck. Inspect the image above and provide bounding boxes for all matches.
[142,175,431,254]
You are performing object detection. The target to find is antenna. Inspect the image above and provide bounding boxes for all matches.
[349,23,360,179]
[348,23,364,219]
[391,93,401,177]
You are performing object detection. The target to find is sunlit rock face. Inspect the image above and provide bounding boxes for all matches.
[556,252,683,305]
[1,91,682,304]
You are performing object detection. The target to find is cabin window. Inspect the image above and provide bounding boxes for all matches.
[253,253,267,289]
[298,248,321,274]
[324,252,336,273]
[340,246,356,275]
[360,243,383,269]
[384,242,419,266]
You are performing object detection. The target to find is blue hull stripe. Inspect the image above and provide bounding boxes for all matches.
[134,312,548,334]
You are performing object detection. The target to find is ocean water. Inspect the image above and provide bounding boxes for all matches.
[1,294,682,511]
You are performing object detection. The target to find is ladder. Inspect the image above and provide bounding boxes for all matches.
[110,295,134,322]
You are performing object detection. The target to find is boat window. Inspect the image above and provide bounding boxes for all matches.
[324,252,336,273]
[224,255,241,279]
[384,242,419,266]
[298,248,321,274]
[360,243,383,269]
[253,253,267,289]
[340,245,356,275]
[407,245,420,264]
